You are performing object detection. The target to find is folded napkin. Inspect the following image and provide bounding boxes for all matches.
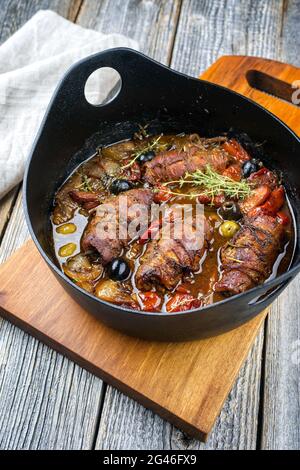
[0,10,138,199]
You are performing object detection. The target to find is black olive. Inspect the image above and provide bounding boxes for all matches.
[219,201,242,221]
[137,150,155,164]
[110,179,133,194]
[107,258,131,281]
[242,159,260,178]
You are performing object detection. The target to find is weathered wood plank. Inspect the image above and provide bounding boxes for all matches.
[0,192,103,449]
[0,0,81,44]
[261,282,300,450]
[281,0,300,67]
[94,0,285,450]
[171,0,284,76]
[261,0,300,450]
[77,0,181,64]
[96,331,264,450]
[0,187,19,242]
[0,0,104,450]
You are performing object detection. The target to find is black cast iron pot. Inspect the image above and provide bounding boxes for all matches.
[23,48,300,341]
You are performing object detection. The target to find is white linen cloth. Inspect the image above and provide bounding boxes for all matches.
[0,10,138,199]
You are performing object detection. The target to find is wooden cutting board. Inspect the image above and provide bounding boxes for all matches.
[0,56,299,441]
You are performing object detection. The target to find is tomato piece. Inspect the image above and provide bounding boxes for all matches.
[138,219,161,244]
[222,139,251,162]
[213,193,226,207]
[197,193,224,207]
[277,211,290,226]
[251,186,285,217]
[175,285,191,294]
[248,186,285,218]
[166,293,202,312]
[140,291,161,311]
[240,185,271,214]
[222,164,241,181]
[153,185,172,203]
[261,186,285,215]
[197,193,211,204]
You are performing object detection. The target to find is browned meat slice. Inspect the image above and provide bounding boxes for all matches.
[69,190,101,210]
[81,188,153,265]
[143,144,230,184]
[52,145,128,224]
[135,216,213,290]
[101,140,136,161]
[215,213,285,295]
[215,270,254,294]
[52,172,82,225]
[248,167,278,190]
[53,156,115,224]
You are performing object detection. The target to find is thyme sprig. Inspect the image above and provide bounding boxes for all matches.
[121,135,167,170]
[133,124,150,140]
[163,165,252,200]
[77,174,93,192]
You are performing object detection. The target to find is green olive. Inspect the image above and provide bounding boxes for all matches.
[56,223,77,234]
[219,220,240,238]
[58,243,77,257]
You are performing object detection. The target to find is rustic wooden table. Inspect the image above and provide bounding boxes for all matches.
[0,0,299,450]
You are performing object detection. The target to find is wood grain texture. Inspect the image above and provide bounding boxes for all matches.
[0,0,104,450]
[0,187,19,243]
[96,331,264,450]
[0,237,268,442]
[201,56,300,135]
[0,0,81,44]
[281,0,300,67]
[0,320,102,449]
[260,0,300,450]
[261,278,300,450]
[0,193,103,450]
[171,0,284,76]
[77,0,181,64]
[95,0,286,450]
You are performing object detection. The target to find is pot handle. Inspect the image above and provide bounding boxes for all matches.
[244,266,300,308]
[51,48,169,108]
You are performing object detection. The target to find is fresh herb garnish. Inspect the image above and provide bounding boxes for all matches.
[226,257,244,264]
[163,165,252,200]
[77,174,93,192]
[134,124,150,140]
